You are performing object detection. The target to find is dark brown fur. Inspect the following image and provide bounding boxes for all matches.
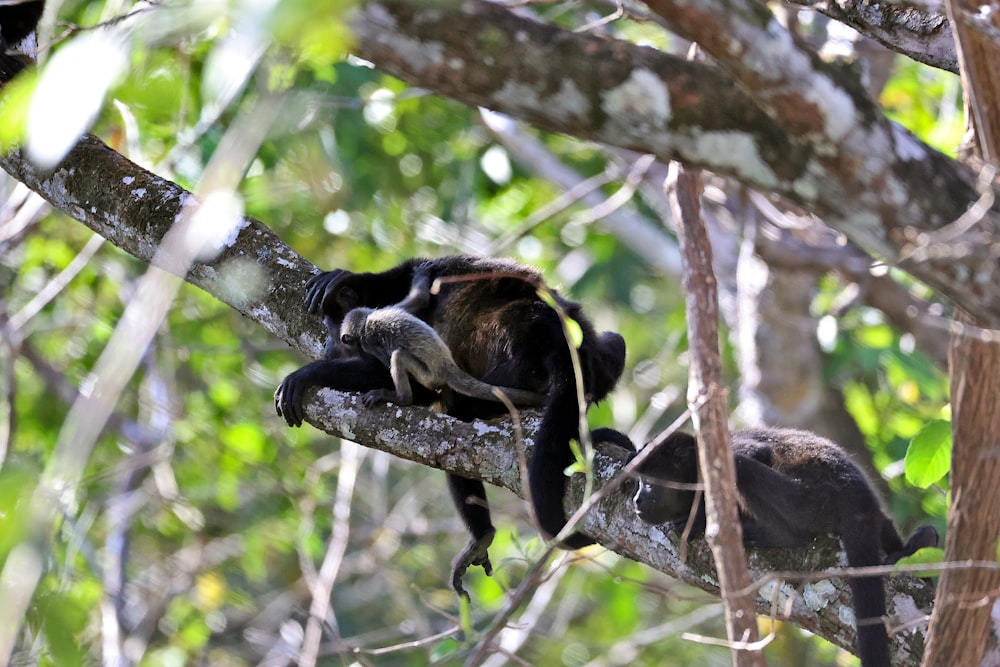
[631,426,938,667]
[276,255,626,596]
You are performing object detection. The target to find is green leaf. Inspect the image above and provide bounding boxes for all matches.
[0,68,37,150]
[904,420,952,488]
[564,438,588,476]
[564,317,584,348]
[431,637,463,662]
[894,546,944,579]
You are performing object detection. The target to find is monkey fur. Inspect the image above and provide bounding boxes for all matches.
[275,255,626,596]
[630,426,939,667]
[0,0,43,80]
[338,269,546,408]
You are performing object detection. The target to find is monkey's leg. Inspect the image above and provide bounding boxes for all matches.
[396,269,432,315]
[732,456,824,548]
[447,475,496,598]
[361,350,414,407]
[885,523,939,564]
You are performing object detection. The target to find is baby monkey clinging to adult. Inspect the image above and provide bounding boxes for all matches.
[339,268,546,408]
[631,426,938,667]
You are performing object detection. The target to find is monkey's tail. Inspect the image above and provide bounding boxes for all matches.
[842,526,892,667]
[529,372,593,549]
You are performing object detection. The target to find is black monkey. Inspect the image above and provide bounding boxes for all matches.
[0,0,44,80]
[630,426,938,667]
[275,255,626,596]
[337,264,545,407]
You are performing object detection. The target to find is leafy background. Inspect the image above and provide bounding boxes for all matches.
[0,0,956,664]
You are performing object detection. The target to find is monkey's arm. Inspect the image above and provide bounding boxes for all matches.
[732,456,833,549]
[362,348,422,407]
[305,260,422,314]
[275,356,395,426]
[395,265,433,315]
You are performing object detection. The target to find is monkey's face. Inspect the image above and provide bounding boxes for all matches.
[337,308,371,356]
[630,436,700,526]
[319,282,362,358]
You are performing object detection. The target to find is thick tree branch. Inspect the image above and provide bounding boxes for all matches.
[298,387,936,665]
[352,1,1000,327]
[0,136,325,357]
[788,0,957,73]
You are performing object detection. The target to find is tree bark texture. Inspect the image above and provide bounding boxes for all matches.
[669,163,765,666]
[921,2,1000,664]
[352,1,1000,328]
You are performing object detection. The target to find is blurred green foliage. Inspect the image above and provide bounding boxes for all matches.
[0,0,958,664]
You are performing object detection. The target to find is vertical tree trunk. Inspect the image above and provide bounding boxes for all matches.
[668,162,766,667]
[922,3,1000,664]
[922,310,1000,667]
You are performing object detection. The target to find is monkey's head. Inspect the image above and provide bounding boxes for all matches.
[630,431,700,526]
[313,278,361,359]
[338,308,372,356]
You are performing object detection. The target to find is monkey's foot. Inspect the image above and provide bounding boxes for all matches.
[887,524,940,564]
[450,527,496,599]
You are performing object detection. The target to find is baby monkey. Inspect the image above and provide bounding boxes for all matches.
[339,267,546,408]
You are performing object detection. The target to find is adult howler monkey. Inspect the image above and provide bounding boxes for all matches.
[337,268,546,408]
[275,255,626,596]
[630,426,938,667]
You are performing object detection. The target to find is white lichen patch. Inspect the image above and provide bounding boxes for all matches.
[549,79,590,123]
[839,603,856,627]
[892,122,927,161]
[601,68,671,136]
[132,188,147,199]
[687,131,779,190]
[363,4,397,32]
[802,578,838,611]
[471,420,506,436]
[496,80,542,116]
[743,18,800,83]
[122,176,134,185]
[758,579,797,609]
[388,35,444,72]
[804,74,856,143]
[792,174,819,201]
[891,594,926,635]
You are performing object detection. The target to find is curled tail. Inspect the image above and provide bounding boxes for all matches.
[842,525,892,667]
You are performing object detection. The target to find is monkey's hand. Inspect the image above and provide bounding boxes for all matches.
[450,527,496,599]
[361,389,390,408]
[304,269,356,314]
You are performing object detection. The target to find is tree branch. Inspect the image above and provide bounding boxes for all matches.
[787,0,957,73]
[298,386,937,665]
[670,161,765,665]
[352,1,1000,327]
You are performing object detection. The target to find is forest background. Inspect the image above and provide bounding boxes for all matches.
[0,0,992,665]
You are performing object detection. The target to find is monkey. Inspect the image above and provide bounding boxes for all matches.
[0,0,44,80]
[629,426,939,667]
[275,255,626,596]
[338,270,547,408]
